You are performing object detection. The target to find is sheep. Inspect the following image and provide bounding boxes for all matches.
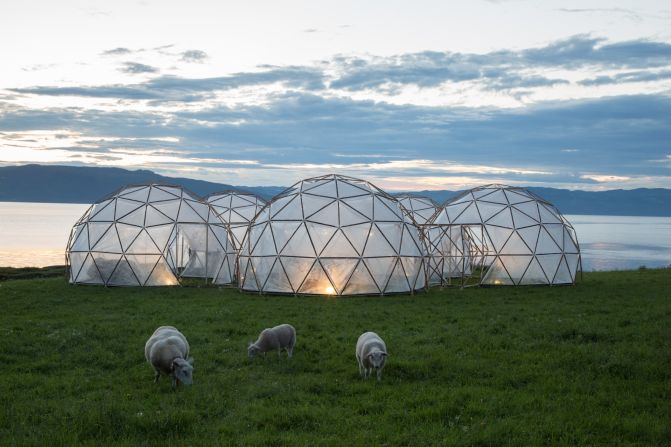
[356,331,388,381]
[144,326,194,387]
[248,324,296,359]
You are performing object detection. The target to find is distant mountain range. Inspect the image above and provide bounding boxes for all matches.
[1,164,670,217]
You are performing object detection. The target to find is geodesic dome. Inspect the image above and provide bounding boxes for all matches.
[396,195,440,224]
[238,174,427,295]
[426,184,581,286]
[66,184,236,286]
[206,191,266,251]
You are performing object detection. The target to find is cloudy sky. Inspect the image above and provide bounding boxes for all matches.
[1,0,670,191]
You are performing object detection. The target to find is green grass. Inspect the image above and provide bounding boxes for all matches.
[1,269,670,446]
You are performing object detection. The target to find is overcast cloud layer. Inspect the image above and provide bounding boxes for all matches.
[1,2,670,191]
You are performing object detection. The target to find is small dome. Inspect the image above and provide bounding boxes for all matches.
[66,184,236,286]
[427,184,581,285]
[238,174,427,295]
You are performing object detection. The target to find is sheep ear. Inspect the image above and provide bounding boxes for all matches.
[382,352,388,357]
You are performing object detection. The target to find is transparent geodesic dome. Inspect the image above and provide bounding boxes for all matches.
[206,191,266,251]
[426,184,581,286]
[66,184,236,286]
[396,195,440,225]
[238,174,427,295]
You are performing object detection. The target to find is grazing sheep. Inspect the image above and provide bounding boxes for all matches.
[248,324,296,358]
[144,326,194,387]
[356,331,388,381]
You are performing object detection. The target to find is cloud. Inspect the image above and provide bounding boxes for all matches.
[102,47,133,56]
[557,8,642,21]
[120,62,159,74]
[181,50,208,63]
[579,69,671,86]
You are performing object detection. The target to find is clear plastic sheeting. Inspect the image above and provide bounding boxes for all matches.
[426,184,581,286]
[238,174,427,295]
[396,195,440,224]
[66,184,236,286]
[206,191,266,251]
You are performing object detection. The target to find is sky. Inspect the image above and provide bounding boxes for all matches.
[1,0,670,191]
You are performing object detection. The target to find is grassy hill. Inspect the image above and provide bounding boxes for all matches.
[1,269,670,446]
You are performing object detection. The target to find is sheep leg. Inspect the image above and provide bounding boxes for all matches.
[356,355,364,377]
[376,369,382,381]
[287,346,293,358]
[154,370,160,383]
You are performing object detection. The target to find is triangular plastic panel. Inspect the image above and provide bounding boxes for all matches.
[116,223,143,252]
[89,200,115,222]
[401,256,425,289]
[108,258,140,286]
[127,229,160,254]
[538,203,562,223]
[302,195,336,219]
[504,189,533,204]
[520,256,549,284]
[363,227,397,257]
[114,198,143,220]
[537,254,562,281]
[298,261,334,294]
[553,257,573,284]
[336,180,370,198]
[481,256,514,285]
[70,225,90,252]
[306,221,338,255]
[177,201,206,223]
[342,195,373,219]
[263,259,293,292]
[364,257,396,292]
[321,230,359,257]
[146,203,177,225]
[280,257,315,292]
[321,258,358,293]
[483,225,513,252]
[269,221,301,253]
[500,231,532,255]
[384,259,410,293]
[479,189,508,205]
[303,180,338,198]
[544,224,565,251]
[399,226,422,256]
[343,260,380,295]
[375,222,403,252]
[514,201,540,221]
[91,225,122,253]
[75,253,103,284]
[251,256,276,290]
[118,206,146,227]
[282,224,316,257]
[120,187,150,202]
[91,252,122,284]
[476,201,506,222]
[517,226,540,253]
[487,208,514,228]
[250,224,278,256]
[373,197,402,221]
[68,252,88,282]
[146,224,175,253]
[511,207,538,228]
[452,202,483,224]
[338,202,370,226]
[144,258,179,286]
[342,223,372,255]
[149,187,179,202]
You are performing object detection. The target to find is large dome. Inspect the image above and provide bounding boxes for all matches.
[427,184,581,286]
[238,174,427,295]
[66,184,236,286]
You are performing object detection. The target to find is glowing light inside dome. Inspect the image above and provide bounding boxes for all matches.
[324,285,336,295]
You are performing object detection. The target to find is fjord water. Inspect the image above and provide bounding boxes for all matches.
[0,202,669,271]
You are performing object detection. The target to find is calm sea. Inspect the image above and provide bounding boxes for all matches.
[0,202,669,271]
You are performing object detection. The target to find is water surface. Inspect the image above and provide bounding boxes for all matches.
[0,202,669,271]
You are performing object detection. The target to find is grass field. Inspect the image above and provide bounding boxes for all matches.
[1,269,670,446]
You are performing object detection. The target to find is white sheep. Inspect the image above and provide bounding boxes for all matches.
[248,324,296,358]
[356,331,388,381]
[144,326,194,387]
